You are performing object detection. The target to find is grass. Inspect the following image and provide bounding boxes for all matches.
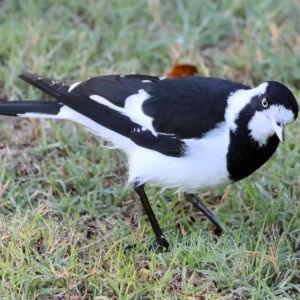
[0,0,300,298]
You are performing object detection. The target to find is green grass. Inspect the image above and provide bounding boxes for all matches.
[0,0,300,298]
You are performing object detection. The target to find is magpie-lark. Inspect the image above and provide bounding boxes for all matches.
[0,73,298,250]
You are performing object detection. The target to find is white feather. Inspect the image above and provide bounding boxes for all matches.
[128,122,231,192]
[225,82,268,132]
[123,89,155,133]
[90,89,156,134]
[68,81,82,92]
[248,104,295,146]
[18,106,135,151]
[90,95,124,113]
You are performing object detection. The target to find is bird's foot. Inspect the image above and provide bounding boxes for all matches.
[124,235,170,252]
[149,235,170,251]
[209,225,223,236]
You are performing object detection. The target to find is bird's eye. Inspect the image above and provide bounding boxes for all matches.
[261,98,269,108]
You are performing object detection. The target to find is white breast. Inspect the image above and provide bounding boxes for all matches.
[127,122,232,192]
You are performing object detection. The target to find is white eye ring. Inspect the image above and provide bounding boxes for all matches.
[262,98,269,108]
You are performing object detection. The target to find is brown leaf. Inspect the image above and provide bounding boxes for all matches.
[165,64,199,78]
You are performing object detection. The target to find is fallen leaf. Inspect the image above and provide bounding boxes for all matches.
[165,64,198,78]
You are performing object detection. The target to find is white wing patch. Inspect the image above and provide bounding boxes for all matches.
[124,89,155,133]
[90,89,156,134]
[18,106,135,151]
[90,95,124,113]
[68,81,83,92]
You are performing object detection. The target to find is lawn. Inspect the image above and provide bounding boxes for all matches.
[0,0,300,299]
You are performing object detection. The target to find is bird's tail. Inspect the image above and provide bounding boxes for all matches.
[0,100,63,117]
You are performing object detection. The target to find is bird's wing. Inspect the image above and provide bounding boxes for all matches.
[18,73,160,139]
[129,125,185,157]
[142,76,250,139]
[18,73,249,157]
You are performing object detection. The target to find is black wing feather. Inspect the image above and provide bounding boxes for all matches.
[17,73,250,158]
[19,73,136,137]
[62,74,160,108]
[0,100,63,116]
[130,126,185,157]
[143,76,250,139]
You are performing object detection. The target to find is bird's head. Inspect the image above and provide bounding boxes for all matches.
[247,81,298,146]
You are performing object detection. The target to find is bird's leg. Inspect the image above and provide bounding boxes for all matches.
[184,193,224,235]
[134,182,170,250]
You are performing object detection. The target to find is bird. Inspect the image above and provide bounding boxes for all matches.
[0,72,298,250]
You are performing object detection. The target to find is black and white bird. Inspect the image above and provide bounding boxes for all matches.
[0,73,298,249]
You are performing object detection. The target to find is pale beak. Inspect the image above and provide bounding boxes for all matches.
[271,118,285,143]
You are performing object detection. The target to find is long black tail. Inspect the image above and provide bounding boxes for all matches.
[0,73,139,140]
[0,100,63,117]
[6,73,136,137]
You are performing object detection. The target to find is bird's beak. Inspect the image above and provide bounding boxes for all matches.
[271,117,285,143]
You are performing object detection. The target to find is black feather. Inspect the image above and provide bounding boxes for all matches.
[0,100,63,116]
[130,126,185,157]
[142,76,250,139]
[19,73,136,138]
